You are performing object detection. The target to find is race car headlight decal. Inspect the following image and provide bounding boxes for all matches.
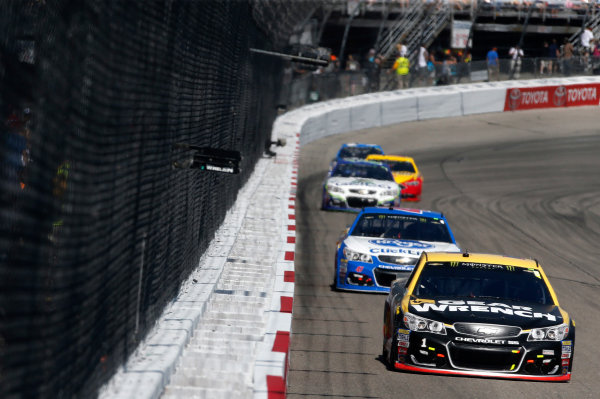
[403,312,446,335]
[404,180,420,186]
[327,185,344,193]
[343,247,373,263]
[381,188,398,197]
[527,324,569,341]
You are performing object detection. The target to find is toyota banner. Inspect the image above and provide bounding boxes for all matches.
[504,84,600,111]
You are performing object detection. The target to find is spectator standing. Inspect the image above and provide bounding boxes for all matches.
[581,25,594,49]
[455,50,471,83]
[548,38,559,74]
[364,50,381,92]
[486,46,499,81]
[581,25,594,71]
[540,41,550,75]
[417,44,429,86]
[561,38,574,76]
[508,44,524,79]
[426,52,436,86]
[346,54,360,95]
[392,52,410,89]
[592,39,600,71]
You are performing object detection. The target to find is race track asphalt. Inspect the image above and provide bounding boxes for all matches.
[288,107,600,399]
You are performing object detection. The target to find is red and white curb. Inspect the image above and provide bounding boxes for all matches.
[253,134,299,399]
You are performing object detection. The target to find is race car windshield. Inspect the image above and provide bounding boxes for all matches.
[413,262,554,305]
[350,214,453,243]
[387,161,415,173]
[331,163,393,181]
[338,146,383,159]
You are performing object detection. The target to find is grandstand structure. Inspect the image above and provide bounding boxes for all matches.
[305,0,596,63]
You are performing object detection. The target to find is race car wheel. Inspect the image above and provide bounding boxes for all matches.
[331,256,339,291]
[387,333,398,371]
[382,305,390,364]
[383,304,397,370]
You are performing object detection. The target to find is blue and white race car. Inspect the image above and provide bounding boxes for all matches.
[322,160,400,211]
[330,143,384,170]
[334,207,460,293]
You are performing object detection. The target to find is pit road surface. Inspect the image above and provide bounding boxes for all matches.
[288,107,600,399]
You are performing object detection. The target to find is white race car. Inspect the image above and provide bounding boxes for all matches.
[322,160,400,211]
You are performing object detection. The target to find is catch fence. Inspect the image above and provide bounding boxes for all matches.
[0,1,314,397]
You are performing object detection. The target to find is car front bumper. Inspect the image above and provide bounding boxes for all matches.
[323,192,397,211]
[335,259,413,293]
[390,329,574,381]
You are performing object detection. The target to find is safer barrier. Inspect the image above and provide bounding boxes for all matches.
[292,76,600,146]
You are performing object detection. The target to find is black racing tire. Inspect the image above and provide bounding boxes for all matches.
[383,303,397,370]
[387,333,398,371]
[331,256,339,291]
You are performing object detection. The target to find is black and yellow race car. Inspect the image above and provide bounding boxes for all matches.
[383,252,575,381]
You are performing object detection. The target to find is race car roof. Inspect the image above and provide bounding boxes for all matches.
[365,154,415,163]
[360,206,443,219]
[340,143,381,148]
[422,251,539,269]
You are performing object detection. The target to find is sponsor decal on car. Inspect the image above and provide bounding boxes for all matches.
[410,299,558,321]
[377,264,414,271]
[455,337,520,345]
[370,247,423,255]
[398,333,410,342]
[369,239,433,249]
[378,264,413,271]
[332,179,394,188]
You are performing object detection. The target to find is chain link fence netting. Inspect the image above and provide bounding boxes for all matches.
[0,1,315,397]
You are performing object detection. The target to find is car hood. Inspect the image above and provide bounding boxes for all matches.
[407,296,566,329]
[345,236,460,257]
[326,177,397,190]
[392,172,418,184]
